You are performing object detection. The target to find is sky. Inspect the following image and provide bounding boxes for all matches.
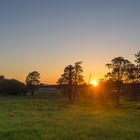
[0,0,140,84]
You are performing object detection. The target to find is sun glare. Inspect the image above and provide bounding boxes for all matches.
[92,80,98,87]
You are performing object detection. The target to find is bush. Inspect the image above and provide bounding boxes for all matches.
[0,79,27,95]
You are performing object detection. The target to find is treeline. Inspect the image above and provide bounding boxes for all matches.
[0,71,40,96]
[104,51,140,105]
[0,76,26,95]
[0,51,140,106]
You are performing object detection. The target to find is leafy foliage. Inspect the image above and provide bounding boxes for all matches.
[57,62,84,85]
[26,71,40,96]
[0,78,26,95]
[57,62,84,103]
[135,51,140,82]
[135,51,140,64]
[105,57,132,82]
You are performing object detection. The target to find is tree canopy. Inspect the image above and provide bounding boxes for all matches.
[26,71,40,96]
[57,61,84,103]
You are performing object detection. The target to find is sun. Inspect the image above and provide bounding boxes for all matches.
[92,80,98,87]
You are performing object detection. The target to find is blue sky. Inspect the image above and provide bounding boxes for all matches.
[0,0,140,83]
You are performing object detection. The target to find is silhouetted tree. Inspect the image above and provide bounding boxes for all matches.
[0,75,5,81]
[26,71,40,96]
[135,51,140,64]
[73,61,84,102]
[57,74,68,85]
[62,65,74,103]
[0,78,26,95]
[128,51,140,100]
[125,63,137,83]
[135,51,140,82]
[0,75,4,92]
[105,57,131,106]
[57,62,84,103]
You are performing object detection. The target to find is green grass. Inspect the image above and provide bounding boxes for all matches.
[0,93,140,140]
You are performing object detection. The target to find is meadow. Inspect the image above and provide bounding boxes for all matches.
[0,89,140,140]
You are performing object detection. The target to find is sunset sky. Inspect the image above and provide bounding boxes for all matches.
[0,0,140,84]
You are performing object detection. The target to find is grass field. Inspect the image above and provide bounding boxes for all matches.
[0,91,140,140]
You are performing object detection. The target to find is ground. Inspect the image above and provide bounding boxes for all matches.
[0,91,140,140]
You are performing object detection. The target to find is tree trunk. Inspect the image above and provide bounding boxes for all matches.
[116,86,121,107]
[68,85,73,103]
[73,84,77,103]
[31,90,34,96]
[115,81,122,107]
[116,92,120,106]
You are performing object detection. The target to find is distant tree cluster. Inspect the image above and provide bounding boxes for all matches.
[106,53,140,83]
[0,76,26,95]
[0,51,140,107]
[0,71,40,96]
[56,51,140,106]
[105,51,140,105]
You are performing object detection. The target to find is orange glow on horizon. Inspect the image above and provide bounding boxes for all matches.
[2,68,106,85]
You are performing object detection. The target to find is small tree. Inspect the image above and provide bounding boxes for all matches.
[0,75,5,81]
[26,71,40,96]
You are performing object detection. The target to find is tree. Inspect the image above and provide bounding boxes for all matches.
[57,74,68,86]
[105,57,131,82]
[61,65,74,103]
[0,75,5,81]
[125,63,137,83]
[73,61,84,102]
[57,62,84,103]
[135,51,140,82]
[135,50,140,64]
[26,71,40,96]
[105,57,131,106]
